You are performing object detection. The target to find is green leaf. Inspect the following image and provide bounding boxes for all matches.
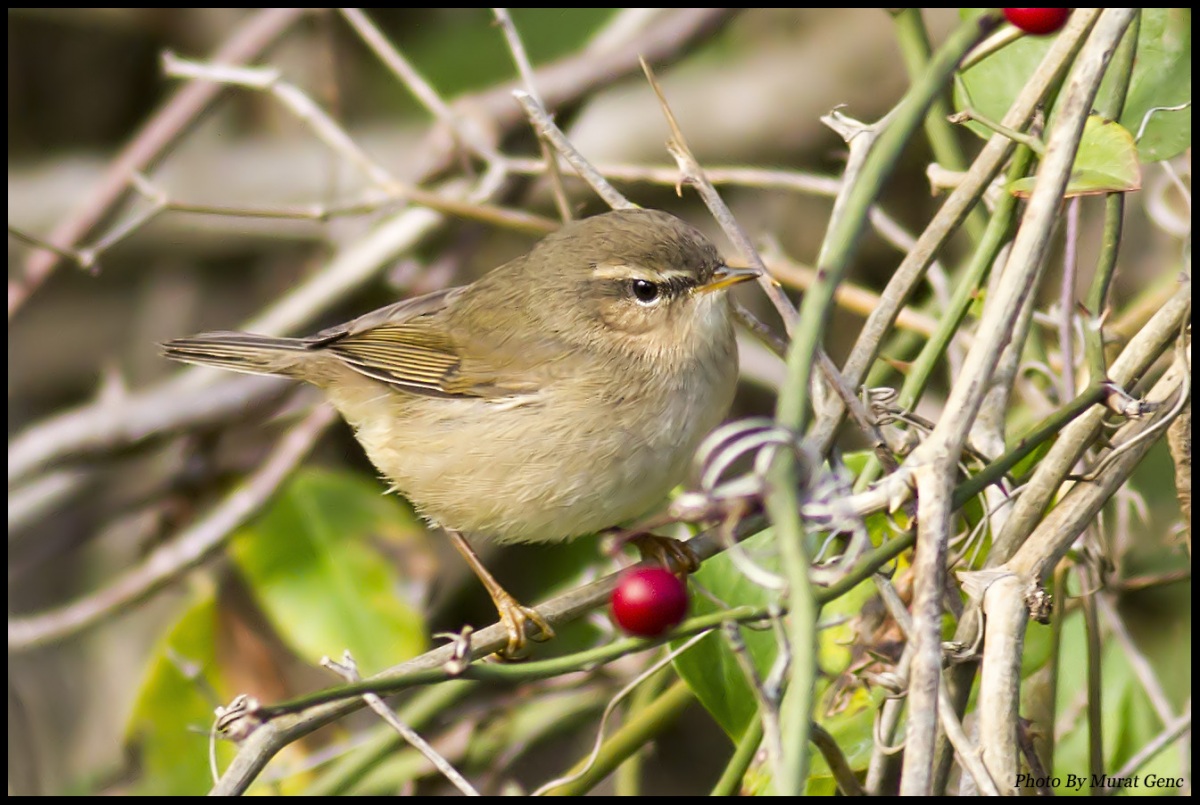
[230,468,428,674]
[672,528,780,741]
[124,587,234,795]
[1008,116,1142,198]
[956,9,1190,162]
[1116,9,1190,162]
[1051,604,1189,795]
[955,8,1058,142]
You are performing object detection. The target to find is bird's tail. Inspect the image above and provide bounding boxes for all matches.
[161,331,313,378]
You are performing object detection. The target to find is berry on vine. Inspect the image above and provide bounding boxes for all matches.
[610,567,689,638]
[1004,8,1071,36]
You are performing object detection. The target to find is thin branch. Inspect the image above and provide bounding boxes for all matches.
[8,225,96,271]
[491,7,573,221]
[160,51,398,189]
[320,652,480,796]
[128,170,559,235]
[1007,358,1188,582]
[513,91,634,211]
[509,155,941,267]
[874,574,999,796]
[639,57,799,335]
[992,281,1191,562]
[758,254,937,337]
[339,7,500,163]
[534,641,705,795]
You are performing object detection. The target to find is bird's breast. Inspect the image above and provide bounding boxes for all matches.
[328,345,737,543]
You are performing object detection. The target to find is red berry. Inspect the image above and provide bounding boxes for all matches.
[610,567,689,638]
[1004,8,1071,36]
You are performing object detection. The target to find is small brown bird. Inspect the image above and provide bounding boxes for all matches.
[164,209,755,655]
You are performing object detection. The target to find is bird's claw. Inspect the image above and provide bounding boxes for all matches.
[631,533,700,575]
[494,592,555,660]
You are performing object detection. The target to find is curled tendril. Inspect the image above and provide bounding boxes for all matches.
[690,417,812,500]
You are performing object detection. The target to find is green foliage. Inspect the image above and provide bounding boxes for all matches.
[1108,9,1191,162]
[122,468,432,794]
[1051,604,1190,795]
[229,468,429,673]
[1007,116,1141,197]
[124,588,233,796]
[955,9,1191,162]
[672,528,780,741]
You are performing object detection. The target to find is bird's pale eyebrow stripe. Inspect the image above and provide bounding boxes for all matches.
[591,263,696,282]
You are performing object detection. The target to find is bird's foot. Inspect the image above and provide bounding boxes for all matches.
[630,533,700,575]
[492,590,555,660]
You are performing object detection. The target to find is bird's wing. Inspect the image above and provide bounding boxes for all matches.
[310,286,558,399]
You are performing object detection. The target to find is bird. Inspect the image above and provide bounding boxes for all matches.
[163,209,756,656]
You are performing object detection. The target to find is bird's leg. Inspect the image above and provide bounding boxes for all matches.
[446,530,554,659]
[629,533,700,575]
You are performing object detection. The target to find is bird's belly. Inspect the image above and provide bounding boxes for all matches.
[330,380,729,543]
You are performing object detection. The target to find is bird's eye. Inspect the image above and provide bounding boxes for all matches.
[630,279,661,305]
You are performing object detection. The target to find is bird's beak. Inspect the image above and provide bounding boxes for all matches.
[697,265,760,294]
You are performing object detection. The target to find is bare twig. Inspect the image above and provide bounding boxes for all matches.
[873,574,1000,796]
[509,155,940,264]
[991,280,1191,563]
[321,652,480,796]
[1008,358,1188,583]
[513,91,634,211]
[533,634,710,795]
[8,225,96,271]
[339,8,500,163]
[492,7,573,221]
[161,51,398,189]
[640,58,798,335]
[127,170,559,234]
[748,252,938,337]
